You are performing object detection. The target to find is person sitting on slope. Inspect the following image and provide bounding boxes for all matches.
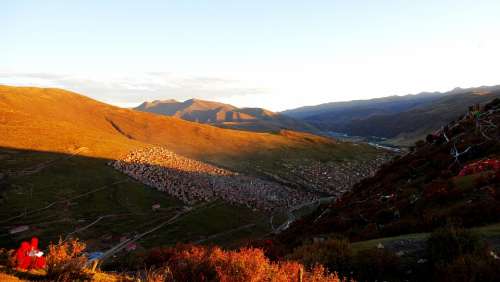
[15,241,31,271]
[28,237,46,270]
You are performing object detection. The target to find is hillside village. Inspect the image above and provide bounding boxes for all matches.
[111,146,392,210]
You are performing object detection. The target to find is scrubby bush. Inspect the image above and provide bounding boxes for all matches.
[139,266,173,282]
[305,264,345,282]
[0,248,15,268]
[436,254,500,282]
[352,248,403,282]
[46,238,88,281]
[425,225,500,281]
[426,226,484,265]
[287,236,352,276]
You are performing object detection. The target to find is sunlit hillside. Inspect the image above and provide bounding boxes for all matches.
[0,85,379,170]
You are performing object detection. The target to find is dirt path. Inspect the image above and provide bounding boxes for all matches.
[66,215,120,237]
[271,196,335,233]
[99,202,217,262]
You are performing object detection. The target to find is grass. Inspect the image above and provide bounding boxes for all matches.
[0,148,273,253]
[145,201,270,248]
[351,232,429,254]
[350,222,500,254]
[474,222,500,237]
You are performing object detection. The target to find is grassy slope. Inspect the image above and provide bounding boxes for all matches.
[0,148,269,251]
[351,223,500,254]
[0,85,382,251]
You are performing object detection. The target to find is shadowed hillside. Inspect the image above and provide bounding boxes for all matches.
[0,147,277,275]
[282,91,446,120]
[278,99,500,247]
[135,98,318,133]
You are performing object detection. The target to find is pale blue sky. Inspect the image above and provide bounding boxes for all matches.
[2,0,500,110]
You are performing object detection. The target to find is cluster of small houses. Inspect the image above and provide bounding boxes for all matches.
[284,156,392,196]
[111,147,318,211]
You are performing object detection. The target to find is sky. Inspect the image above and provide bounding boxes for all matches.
[2,0,500,111]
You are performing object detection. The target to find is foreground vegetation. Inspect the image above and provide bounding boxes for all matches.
[1,224,499,281]
[282,225,500,281]
[1,238,344,282]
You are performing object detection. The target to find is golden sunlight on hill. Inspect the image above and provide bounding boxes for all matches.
[0,85,375,170]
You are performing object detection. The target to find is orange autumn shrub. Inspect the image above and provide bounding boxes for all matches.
[209,247,271,282]
[46,238,88,281]
[273,261,302,282]
[144,243,346,282]
[306,265,344,282]
[140,266,173,282]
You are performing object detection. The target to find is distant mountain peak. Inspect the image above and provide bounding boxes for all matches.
[158,99,178,103]
[134,97,317,133]
[137,99,178,109]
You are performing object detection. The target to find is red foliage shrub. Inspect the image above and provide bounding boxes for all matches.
[458,159,500,176]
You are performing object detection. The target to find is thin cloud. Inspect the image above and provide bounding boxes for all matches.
[0,72,268,108]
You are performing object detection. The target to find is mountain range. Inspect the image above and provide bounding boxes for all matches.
[135,98,317,133]
[283,85,500,145]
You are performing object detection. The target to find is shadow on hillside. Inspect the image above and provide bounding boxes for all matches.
[0,138,391,251]
[0,146,275,251]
